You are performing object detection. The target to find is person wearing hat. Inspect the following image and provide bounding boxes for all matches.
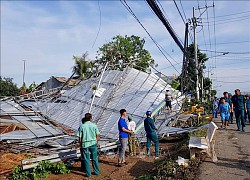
[144,111,159,157]
[127,115,136,156]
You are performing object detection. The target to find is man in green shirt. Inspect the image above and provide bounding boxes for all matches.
[77,113,100,177]
[231,89,247,132]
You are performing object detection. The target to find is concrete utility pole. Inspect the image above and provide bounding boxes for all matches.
[22,60,26,86]
[193,7,199,100]
[181,23,189,93]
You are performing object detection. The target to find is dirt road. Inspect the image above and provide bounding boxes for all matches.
[198,118,250,180]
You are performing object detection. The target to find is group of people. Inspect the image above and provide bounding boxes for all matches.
[77,109,160,178]
[117,109,159,166]
[213,89,250,132]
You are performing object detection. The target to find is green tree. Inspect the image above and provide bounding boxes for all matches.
[0,76,19,97]
[96,35,154,72]
[178,43,210,99]
[27,82,37,92]
[72,52,95,79]
[171,80,180,90]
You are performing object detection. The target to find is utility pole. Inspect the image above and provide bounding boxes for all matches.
[181,23,189,93]
[193,7,199,100]
[22,60,26,86]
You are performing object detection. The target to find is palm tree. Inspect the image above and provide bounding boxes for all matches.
[72,52,93,79]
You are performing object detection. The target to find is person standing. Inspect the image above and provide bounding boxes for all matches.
[213,97,219,118]
[118,109,132,166]
[218,97,230,128]
[223,92,232,126]
[127,115,137,156]
[77,113,100,178]
[144,111,159,157]
[229,94,234,124]
[245,95,250,124]
[165,90,173,112]
[231,89,247,132]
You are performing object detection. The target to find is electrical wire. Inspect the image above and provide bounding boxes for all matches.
[208,10,250,19]
[216,80,250,83]
[179,0,194,43]
[173,0,186,24]
[120,0,181,74]
[199,40,250,45]
[203,14,250,23]
[200,49,250,54]
[203,17,249,25]
[92,0,102,48]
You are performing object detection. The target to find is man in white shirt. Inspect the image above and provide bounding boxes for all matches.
[127,115,136,156]
[165,90,173,112]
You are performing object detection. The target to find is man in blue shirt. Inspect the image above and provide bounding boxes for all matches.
[118,109,132,166]
[144,111,159,157]
[231,89,247,132]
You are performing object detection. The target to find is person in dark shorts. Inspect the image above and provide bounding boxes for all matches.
[165,90,172,112]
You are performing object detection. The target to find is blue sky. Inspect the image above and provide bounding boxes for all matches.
[1,0,250,96]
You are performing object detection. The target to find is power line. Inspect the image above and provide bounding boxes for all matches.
[203,17,249,25]
[173,0,186,24]
[145,0,184,52]
[200,49,250,54]
[208,10,250,19]
[199,40,250,45]
[216,80,250,83]
[179,0,194,43]
[202,15,250,23]
[120,0,181,74]
[92,0,102,48]
[212,0,217,82]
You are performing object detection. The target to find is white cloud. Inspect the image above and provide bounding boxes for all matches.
[1,0,249,95]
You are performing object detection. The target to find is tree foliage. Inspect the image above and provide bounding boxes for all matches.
[171,80,180,90]
[178,43,210,99]
[96,35,154,72]
[27,82,37,92]
[72,52,95,79]
[0,76,19,97]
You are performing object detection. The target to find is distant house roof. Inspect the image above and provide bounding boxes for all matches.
[53,76,78,87]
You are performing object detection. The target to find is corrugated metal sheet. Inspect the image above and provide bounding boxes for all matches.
[34,68,184,141]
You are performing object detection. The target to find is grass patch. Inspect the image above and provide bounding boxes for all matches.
[189,128,207,137]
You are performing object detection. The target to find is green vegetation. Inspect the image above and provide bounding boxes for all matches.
[96,35,155,72]
[171,80,180,90]
[189,128,207,137]
[11,160,70,180]
[0,76,19,97]
[72,52,95,79]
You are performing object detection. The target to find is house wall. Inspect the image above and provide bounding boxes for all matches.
[44,77,63,90]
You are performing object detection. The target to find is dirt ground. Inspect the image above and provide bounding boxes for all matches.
[48,137,187,180]
[0,136,187,180]
[198,117,250,180]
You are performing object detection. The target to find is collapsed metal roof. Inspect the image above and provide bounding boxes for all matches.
[0,100,64,141]
[32,68,184,141]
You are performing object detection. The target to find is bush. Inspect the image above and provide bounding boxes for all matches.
[11,160,70,180]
